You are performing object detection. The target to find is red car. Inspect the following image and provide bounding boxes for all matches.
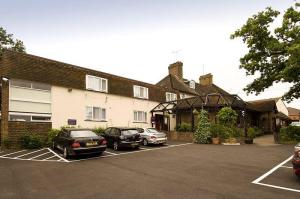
[292,149,300,177]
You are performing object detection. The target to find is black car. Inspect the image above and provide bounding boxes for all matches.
[103,127,141,150]
[52,128,107,158]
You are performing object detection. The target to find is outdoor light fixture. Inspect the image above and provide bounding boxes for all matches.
[2,77,9,82]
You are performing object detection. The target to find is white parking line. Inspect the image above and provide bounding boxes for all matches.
[1,150,27,157]
[70,143,193,162]
[28,152,51,160]
[252,155,300,193]
[14,149,46,158]
[252,155,293,184]
[280,165,293,169]
[105,151,118,155]
[42,155,57,161]
[47,147,69,162]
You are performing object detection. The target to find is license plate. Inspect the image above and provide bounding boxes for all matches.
[86,141,97,146]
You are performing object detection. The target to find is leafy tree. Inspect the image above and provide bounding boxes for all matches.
[194,109,211,144]
[0,26,25,55]
[231,3,300,101]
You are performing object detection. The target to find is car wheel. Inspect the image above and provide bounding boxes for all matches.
[113,141,119,151]
[63,147,69,159]
[143,139,148,146]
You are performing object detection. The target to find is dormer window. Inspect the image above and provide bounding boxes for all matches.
[189,80,195,89]
[166,92,177,102]
[86,75,108,92]
[133,85,149,99]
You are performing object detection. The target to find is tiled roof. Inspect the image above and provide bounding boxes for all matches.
[0,50,165,102]
[287,107,300,116]
[246,99,278,112]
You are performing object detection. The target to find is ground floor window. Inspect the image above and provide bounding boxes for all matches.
[86,106,106,121]
[9,113,51,122]
[134,111,147,123]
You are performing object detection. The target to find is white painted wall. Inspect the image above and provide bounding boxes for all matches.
[276,99,288,116]
[51,86,160,129]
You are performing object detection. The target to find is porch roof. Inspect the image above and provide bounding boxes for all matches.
[151,93,247,113]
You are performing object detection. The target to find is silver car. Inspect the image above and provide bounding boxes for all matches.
[295,143,300,152]
[137,128,167,146]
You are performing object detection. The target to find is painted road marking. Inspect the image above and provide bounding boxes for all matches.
[42,155,57,161]
[104,151,118,155]
[28,152,51,160]
[280,165,293,169]
[14,149,46,158]
[47,147,69,162]
[252,155,300,193]
[70,143,193,162]
[1,150,27,157]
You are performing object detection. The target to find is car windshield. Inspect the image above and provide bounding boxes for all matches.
[121,129,138,136]
[70,130,97,138]
[147,128,159,133]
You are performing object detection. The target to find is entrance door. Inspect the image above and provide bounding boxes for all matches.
[155,114,168,131]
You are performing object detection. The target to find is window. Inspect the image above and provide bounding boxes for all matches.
[9,114,51,122]
[10,79,51,91]
[166,92,177,102]
[180,93,186,99]
[134,111,147,123]
[86,106,106,121]
[86,75,108,92]
[189,80,195,89]
[133,85,148,99]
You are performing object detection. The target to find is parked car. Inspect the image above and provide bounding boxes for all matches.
[292,143,300,178]
[137,128,167,146]
[103,127,141,150]
[52,128,107,158]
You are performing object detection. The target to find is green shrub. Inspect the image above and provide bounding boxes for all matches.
[176,123,192,132]
[247,127,256,139]
[3,138,12,149]
[217,107,238,127]
[279,126,300,142]
[210,124,223,138]
[253,127,263,136]
[233,127,243,138]
[20,133,43,149]
[45,129,60,146]
[93,127,106,136]
[194,110,211,144]
[218,125,233,140]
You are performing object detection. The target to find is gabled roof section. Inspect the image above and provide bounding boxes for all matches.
[156,74,199,95]
[247,98,278,112]
[287,107,300,115]
[0,50,165,102]
[194,82,230,96]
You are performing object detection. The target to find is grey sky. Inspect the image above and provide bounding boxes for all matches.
[1,0,298,107]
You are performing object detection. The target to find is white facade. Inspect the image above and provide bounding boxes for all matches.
[276,99,289,116]
[51,86,159,129]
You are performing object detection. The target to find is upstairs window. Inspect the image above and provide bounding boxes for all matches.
[133,85,148,99]
[166,92,177,102]
[86,75,108,92]
[86,106,106,121]
[133,111,147,123]
[189,80,195,89]
[10,79,51,91]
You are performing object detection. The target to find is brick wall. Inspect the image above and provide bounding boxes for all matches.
[8,121,52,147]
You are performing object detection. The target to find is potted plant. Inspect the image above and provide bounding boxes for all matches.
[245,127,256,144]
[210,124,221,144]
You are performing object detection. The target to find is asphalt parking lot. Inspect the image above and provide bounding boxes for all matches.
[0,142,299,199]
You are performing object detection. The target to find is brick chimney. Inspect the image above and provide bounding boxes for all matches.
[199,73,213,86]
[168,62,183,79]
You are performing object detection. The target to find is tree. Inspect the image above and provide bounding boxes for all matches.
[231,3,300,102]
[194,109,211,144]
[0,26,25,55]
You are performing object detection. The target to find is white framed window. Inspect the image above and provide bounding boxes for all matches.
[9,113,51,122]
[10,79,51,91]
[166,92,177,102]
[133,85,148,99]
[86,106,106,121]
[133,111,147,123]
[180,93,186,99]
[86,75,108,92]
[189,80,195,89]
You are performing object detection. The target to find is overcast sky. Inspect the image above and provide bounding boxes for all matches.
[1,0,299,108]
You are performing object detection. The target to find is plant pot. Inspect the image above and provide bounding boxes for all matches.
[225,138,237,144]
[244,138,253,144]
[212,137,220,145]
